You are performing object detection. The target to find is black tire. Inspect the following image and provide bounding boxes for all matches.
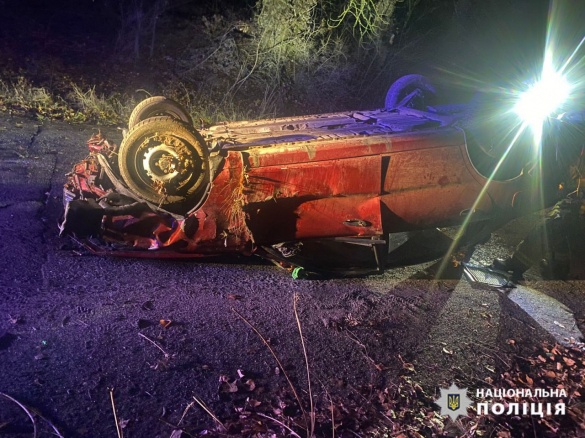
[118,116,210,210]
[128,96,192,130]
[384,74,436,110]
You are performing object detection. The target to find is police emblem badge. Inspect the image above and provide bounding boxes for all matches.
[435,384,473,420]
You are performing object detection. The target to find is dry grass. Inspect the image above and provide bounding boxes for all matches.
[0,391,65,438]
[109,388,124,438]
[0,76,131,125]
[293,293,315,437]
[0,77,77,121]
[213,296,444,437]
[193,397,227,432]
[231,307,307,420]
[195,300,582,437]
[68,83,132,124]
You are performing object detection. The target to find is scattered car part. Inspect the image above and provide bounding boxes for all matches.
[463,264,516,288]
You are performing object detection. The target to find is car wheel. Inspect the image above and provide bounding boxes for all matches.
[128,96,193,130]
[118,116,210,211]
[385,74,436,110]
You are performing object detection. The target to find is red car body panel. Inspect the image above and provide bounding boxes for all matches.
[62,107,539,268]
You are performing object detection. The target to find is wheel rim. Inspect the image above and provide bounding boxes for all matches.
[131,132,206,198]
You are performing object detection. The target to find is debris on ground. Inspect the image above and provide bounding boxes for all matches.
[163,341,585,437]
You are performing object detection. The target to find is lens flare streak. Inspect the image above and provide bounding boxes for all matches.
[435,124,529,279]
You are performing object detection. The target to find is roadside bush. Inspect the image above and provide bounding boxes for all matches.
[161,0,405,120]
[0,0,436,124]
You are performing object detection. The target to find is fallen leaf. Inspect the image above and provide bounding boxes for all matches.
[242,379,256,391]
[525,375,533,386]
[119,419,129,429]
[506,339,515,346]
[247,398,261,408]
[159,319,172,329]
[219,382,238,394]
[402,362,415,372]
[442,347,453,355]
[218,375,238,393]
[563,357,575,366]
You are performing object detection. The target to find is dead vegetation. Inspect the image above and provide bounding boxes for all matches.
[0,0,426,126]
[0,76,132,125]
[0,392,65,437]
[118,295,583,437]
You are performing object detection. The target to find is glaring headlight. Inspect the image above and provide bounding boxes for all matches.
[514,69,570,128]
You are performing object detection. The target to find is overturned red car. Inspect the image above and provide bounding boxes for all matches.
[60,75,569,275]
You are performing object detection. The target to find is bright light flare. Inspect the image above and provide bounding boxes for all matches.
[514,63,570,130]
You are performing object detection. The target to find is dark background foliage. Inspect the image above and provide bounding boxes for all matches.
[0,0,580,122]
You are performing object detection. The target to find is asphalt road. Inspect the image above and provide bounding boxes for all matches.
[0,113,583,437]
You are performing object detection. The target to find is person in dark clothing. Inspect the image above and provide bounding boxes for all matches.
[493,143,585,279]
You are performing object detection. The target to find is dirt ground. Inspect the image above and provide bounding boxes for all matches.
[0,113,584,437]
